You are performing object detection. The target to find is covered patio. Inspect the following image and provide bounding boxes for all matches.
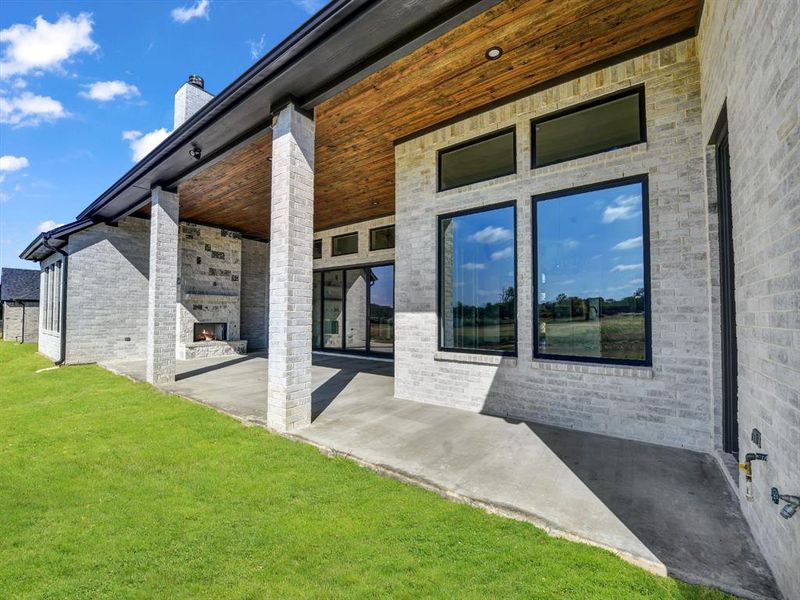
[100,353,778,600]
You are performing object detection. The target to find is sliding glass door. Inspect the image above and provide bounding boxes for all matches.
[313,264,394,356]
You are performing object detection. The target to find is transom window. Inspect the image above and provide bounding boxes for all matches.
[531,87,645,168]
[534,176,650,365]
[438,202,517,355]
[438,127,516,191]
[331,232,358,256]
[369,225,395,251]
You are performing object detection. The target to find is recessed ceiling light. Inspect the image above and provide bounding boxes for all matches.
[485,46,503,60]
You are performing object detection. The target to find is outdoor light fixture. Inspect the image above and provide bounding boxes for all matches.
[485,46,503,60]
[189,145,202,160]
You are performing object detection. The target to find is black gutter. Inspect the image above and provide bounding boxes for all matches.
[76,0,365,222]
[20,219,94,261]
[42,235,69,366]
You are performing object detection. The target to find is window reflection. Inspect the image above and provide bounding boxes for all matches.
[535,179,648,364]
[439,204,516,354]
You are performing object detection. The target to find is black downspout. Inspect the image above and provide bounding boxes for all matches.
[42,235,69,366]
[19,301,25,344]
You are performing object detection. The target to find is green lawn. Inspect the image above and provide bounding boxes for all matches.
[0,342,728,599]
[541,313,646,360]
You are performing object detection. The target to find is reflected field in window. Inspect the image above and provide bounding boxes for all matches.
[535,177,649,365]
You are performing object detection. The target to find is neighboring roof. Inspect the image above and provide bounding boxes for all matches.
[21,0,494,262]
[1,268,40,302]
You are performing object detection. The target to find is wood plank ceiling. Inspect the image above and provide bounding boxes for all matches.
[171,0,699,240]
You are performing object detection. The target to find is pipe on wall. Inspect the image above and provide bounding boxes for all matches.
[41,235,69,366]
[19,301,25,343]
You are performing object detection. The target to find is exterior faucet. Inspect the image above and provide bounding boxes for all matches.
[771,488,800,519]
[738,453,768,501]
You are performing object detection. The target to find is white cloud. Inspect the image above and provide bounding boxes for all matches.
[602,194,641,223]
[36,219,63,233]
[248,34,265,61]
[171,0,210,24]
[612,235,643,251]
[560,238,579,250]
[462,262,486,271]
[291,0,326,14]
[0,91,66,126]
[469,225,512,244]
[122,128,170,162]
[490,246,513,261]
[0,155,29,171]
[80,80,140,102]
[0,191,9,203]
[610,263,643,273]
[0,13,98,79]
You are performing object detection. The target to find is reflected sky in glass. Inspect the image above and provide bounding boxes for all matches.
[370,265,394,308]
[537,182,644,302]
[446,206,515,306]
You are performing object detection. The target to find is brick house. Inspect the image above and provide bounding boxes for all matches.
[19,1,799,596]
[1,267,40,343]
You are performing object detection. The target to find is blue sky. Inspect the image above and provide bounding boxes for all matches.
[445,205,516,307]
[442,183,646,308]
[0,0,323,271]
[537,182,645,301]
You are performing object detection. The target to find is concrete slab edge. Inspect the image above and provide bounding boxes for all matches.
[95,363,773,600]
[288,433,777,600]
[286,432,666,575]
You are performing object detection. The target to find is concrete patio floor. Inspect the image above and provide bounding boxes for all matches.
[101,352,778,600]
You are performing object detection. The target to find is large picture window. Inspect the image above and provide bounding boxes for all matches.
[534,176,650,365]
[532,87,645,168]
[438,202,517,355]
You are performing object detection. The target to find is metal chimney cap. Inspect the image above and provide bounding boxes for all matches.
[187,74,204,89]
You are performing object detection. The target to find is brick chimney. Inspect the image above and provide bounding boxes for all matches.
[174,75,213,129]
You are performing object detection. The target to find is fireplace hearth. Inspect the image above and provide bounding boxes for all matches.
[193,322,227,342]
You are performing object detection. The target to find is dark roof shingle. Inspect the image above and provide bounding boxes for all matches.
[1,268,40,302]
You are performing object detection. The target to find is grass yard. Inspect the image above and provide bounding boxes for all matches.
[0,342,729,599]
[540,313,646,360]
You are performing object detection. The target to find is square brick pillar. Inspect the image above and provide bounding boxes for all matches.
[146,186,179,384]
[267,101,314,431]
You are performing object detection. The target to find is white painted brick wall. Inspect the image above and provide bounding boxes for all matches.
[699,2,800,597]
[146,187,179,384]
[241,238,269,350]
[313,214,395,270]
[267,103,315,431]
[61,218,150,364]
[395,40,716,451]
[174,82,213,129]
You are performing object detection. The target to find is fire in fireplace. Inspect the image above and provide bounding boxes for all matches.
[194,322,227,342]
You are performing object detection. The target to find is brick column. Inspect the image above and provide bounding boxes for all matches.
[146,186,179,384]
[267,101,314,431]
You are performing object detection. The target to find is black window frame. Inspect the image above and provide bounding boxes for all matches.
[331,232,359,257]
[369,225,395,251]
[532,174,652,367]
[437,126,517,192]
[436,200,518,357]
[312,261,395,357]
[313,239,322,259]
[530,85,647,169]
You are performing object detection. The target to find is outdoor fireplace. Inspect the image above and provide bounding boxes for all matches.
[193,322,227,342]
